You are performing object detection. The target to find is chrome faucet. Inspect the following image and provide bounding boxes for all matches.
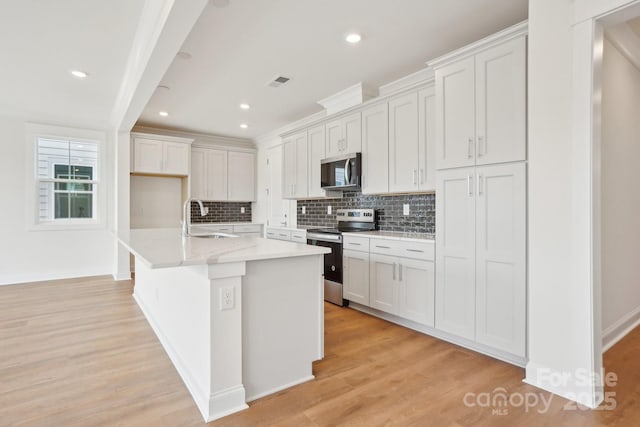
[182,199,209,237]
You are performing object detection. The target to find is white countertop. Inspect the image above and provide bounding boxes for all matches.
[342,230,435,242]
[190,222,264,227]
[119,228,329,269]
[265,225,310,232]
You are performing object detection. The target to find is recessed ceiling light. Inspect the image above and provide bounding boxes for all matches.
[240,123,248,129]
[159,111,169,117]
[70,70,88,78]
[240,103,251,110]
[345,33,362,44]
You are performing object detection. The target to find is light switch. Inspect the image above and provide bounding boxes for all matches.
[327,205,332,215]
[241,207,245,213]
[302,206,306,214]
[403,204,410,216]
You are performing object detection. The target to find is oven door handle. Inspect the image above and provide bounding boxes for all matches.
[307,233,342,242]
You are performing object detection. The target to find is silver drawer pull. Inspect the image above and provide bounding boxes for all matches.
[279,234,288,237]
[375,245,391,249]
[349,242,361,246]
[406,249,424,253]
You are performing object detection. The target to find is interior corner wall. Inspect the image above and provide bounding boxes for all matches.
[526,0,601,406]
[0,116,115,285]
[601,38,640,349]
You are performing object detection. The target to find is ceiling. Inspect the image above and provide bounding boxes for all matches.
[628,17,640,38]
[0,0,146,129]
[137,0,528,140]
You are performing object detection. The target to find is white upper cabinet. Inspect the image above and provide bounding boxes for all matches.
[389,92,419,192]
[435,36,526,169]
[191,147,254,202]
[418,86,437,191]
[361,102,389,194]
[132,134,192,176]
[282,131,308,199]
[307,125,326,198]
[325,112,362,158]
[228,151,256,201]
[190,147,228,200]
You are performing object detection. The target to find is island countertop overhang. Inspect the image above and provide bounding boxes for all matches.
[119,228,330,269]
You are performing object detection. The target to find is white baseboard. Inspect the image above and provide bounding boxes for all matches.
[348,303,527,368]
[246,375,314,402]
[112,271,131,281]
[133,293,248,422]
[602,305,640,352]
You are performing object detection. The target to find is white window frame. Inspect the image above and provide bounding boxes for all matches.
[25,123,107,230]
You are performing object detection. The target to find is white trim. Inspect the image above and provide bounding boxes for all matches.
[348,303,527,367]
[524,362,601,409]
[426,21,528,69]
[316,82,378,115]
[130,131,193,145]
[245,375,314,402]
[605,24,640,70]
[602,306,640,351]
[25,123,107,231]
[378,67,435,96]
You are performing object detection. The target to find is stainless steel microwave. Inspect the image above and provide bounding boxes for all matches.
[320,153,361,190]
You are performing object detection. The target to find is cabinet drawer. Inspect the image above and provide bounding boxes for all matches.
[266,228,291,241]
[343,235,369,252]
[291,231,307,243]
[233,224,262,233]
[370,238,434,261]
[192,224,233,233]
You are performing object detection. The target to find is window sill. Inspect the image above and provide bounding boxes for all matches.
[29,219,106,232]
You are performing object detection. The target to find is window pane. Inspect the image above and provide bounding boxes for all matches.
[55,192,93,219]
[37,138,98,179]
[37,138,70,178]
[39,182,95,220]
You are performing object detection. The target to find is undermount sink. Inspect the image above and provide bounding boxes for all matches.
[191,232,239,239]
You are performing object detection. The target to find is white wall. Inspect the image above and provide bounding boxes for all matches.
[130,175,183,228]
[526,0,601,405]
[0,116,115,285]
[601,38,640,348]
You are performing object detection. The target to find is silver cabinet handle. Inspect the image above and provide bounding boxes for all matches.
[478,136,484,157]
[419,168,424,184]
[348,242,362,246]
[344,158,351,184]
[375,245,391,249]
[478,174,484,195]
[406,248,424,253]
[393,262,397,280]
[293,183,296,195]
[399,264,403,282]
[467,175,473,196]
[413,169,417,185]
[468,137,474,158]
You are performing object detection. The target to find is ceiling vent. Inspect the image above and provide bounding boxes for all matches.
[267,76,291,88]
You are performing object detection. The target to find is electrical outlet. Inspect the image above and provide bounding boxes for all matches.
[220,287,234,310]
[241,207,245,214]
[302,206,306,214]
[327,205,332,215]
[403,204,410,216]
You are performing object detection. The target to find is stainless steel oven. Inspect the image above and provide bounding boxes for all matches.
[306,209,376,306]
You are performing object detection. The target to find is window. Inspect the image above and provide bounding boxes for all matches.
[27,124,105,229]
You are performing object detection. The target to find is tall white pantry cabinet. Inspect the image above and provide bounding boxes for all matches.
[432,25,527,360]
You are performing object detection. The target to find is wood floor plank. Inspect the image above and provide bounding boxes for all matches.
[1,276,639,426]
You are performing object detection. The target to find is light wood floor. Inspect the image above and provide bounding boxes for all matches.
[0,277,638,426]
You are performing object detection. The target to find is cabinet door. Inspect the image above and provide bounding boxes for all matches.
[342,112,362,153]
[369,253,397,314]
[343,250,370,306]
[207,149,228,200]
[435,57,476,170]
[435,167,476,339]
[281,139,296,199]
[227,151,255,201]
[475,162,526,356]
[307,125,326,198]
[418,86,437,191]
[361,103,389,194]
[133,137,163,174]
[163,141,190,175]
[294,132,308,198]
[398,258,435,327]
[325,119,343,158]
[190,148,207,199]
[475,37,526,166]
[389,92,419,192]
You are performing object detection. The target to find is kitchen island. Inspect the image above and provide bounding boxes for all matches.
[118,228,330,422]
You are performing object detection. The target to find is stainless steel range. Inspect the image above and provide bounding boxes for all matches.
[306,209,376,306]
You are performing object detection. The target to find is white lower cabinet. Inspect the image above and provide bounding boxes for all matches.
[265,227,306,243]
[344,235,435,328]
[435,162,526,357]
[343,249,370,305]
